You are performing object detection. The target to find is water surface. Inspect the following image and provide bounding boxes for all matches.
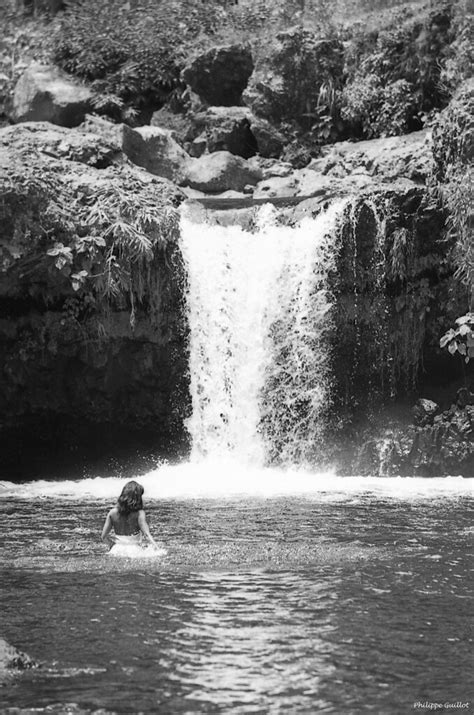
[0,470,472,713]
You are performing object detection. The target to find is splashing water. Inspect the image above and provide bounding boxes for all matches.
[180,200,348,467]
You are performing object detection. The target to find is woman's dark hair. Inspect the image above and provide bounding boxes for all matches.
[117,481,144,515]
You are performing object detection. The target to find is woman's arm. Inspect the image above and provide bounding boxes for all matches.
[138,510,159,549]
[101,510,116,546]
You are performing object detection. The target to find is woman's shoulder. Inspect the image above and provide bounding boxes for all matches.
[109,506,119,518]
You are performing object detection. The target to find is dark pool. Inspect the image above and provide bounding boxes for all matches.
[0,474,472,714]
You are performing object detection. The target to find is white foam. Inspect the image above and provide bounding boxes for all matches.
[1,461,472,501]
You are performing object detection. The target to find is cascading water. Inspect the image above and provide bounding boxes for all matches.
[180,200,349,468]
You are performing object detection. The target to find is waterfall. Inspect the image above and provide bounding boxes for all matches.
[180,200,349,467]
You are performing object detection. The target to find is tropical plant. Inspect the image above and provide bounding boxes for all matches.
[1,162,180,328]
[51,0,228,118]
[440,313,474,363]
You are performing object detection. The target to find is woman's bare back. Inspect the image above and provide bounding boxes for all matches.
[109,507,141,536]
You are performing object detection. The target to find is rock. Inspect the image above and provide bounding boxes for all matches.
[187,133,208,158]
[182,44,253,106]
[250,129,433,201]
[248,115,286,159]
[79,114,124,151]
[182,106,286,160]
[12,62,93,128]
[150,106,193,144]
[432,78,474,180]
[0,637,37,677]
[412,398,439,426]
[248,156,293,179]
[253,168,335,200]
[186,107,257,159]
[0,122,189,478]
[243,29,344,128]
[307,131,433,184]
[121,124,189,183]
[456,387,474,408]
[358,398,474,477]
[182,151,262,193]
[0,121,120,168]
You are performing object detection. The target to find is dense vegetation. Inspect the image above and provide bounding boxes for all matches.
[1,155,181,326]
[1,1,469,134]
[49,1,466,134]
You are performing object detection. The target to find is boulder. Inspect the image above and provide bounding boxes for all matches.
[190,107,285,160]
[182,44,253,106]
[412,398,440,426]
[182,151,263,193]
[251,129,434,200]
[243,29,344,128]
[121,124,189,183]
[151,106,193,144]
[12,62,93,128]
[393,403,474,476]
[186,107,257,159]
[0,637,37,678]
[248,115,286,159]
[78,114,124,151]
[0,121,120,168]
[307,130,433,184]
[249,156,293,179]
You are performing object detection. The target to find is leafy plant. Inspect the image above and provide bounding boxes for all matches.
[340,2,455,138]
[1,161,180,329]
[440,313,474,363]
[51,0,229,118]
[432,79,474,308]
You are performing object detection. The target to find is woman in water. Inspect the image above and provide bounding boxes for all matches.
[101,480,162,554]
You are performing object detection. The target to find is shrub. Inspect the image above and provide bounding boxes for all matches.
[341,2,455,138]
[51,0,227,117]
[341,75,417,137]
[440,313,474,363]
[244,27,344,135]
[0,4,50,123]
[432,79,474,308]
[1,161,180,326]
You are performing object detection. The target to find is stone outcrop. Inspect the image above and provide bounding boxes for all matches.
[183,150,263,193]
[1,121,120,168]
[0,637,37,679]
[182,44,253,106]
[252,130,432,200]
[12,62,93,127]
[121,124,189,183]
[243,29,344,127]
[183,106,285,160]
[307,130,433,184]
[357,390,474,477]
[186,107,257,159]
[0,122,190,478]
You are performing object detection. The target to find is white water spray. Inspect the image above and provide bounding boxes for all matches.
[180,200,348,467]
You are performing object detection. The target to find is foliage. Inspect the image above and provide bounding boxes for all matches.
[432,79,474,308]
[244,27,344,144]
[51,0,228,118]
[438,1,473,97]
[440,313,474,363]
[340,2,455,138]
[341,76,417,138]
[0,4,50,123]
[0,162,180,327]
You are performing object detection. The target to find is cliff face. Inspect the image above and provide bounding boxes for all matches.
[0,123,190,478]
